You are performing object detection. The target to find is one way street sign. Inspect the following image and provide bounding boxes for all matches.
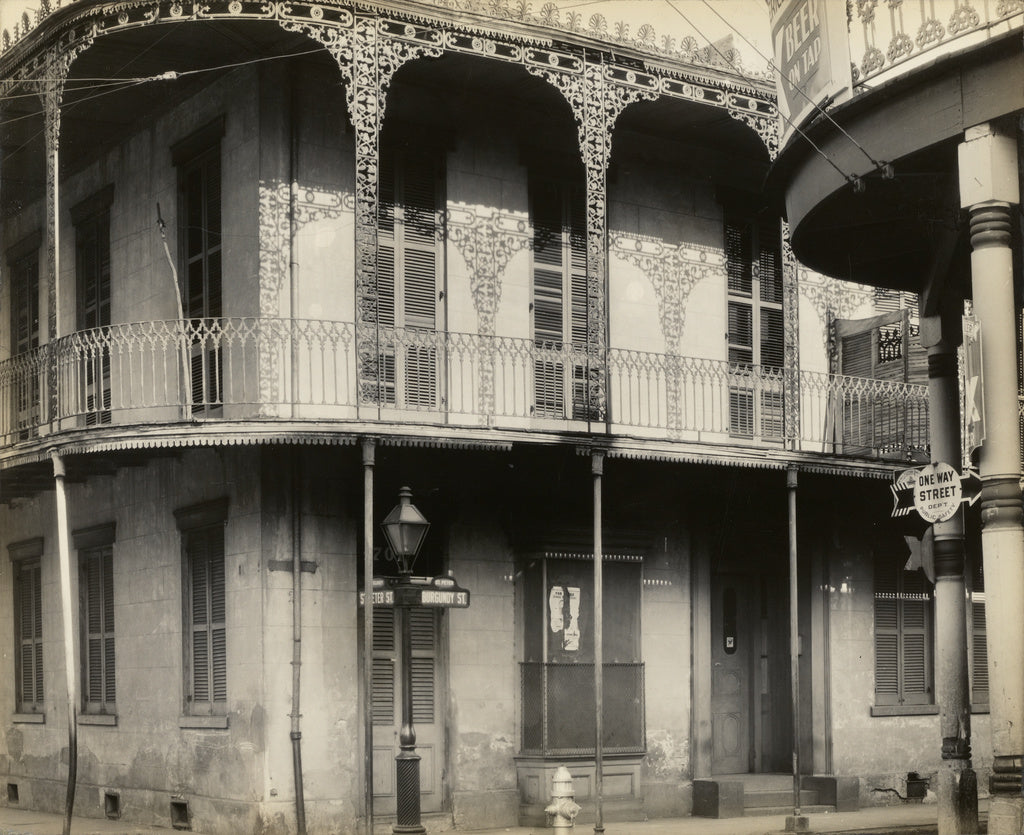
[890,466,982,519]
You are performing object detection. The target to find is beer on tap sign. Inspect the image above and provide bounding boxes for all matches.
[769,0,852,149]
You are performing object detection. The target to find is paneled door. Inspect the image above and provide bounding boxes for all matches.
[710,573,752,774]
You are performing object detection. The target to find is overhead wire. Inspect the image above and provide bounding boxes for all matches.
[699,0,891,175]
[662,0,866,190]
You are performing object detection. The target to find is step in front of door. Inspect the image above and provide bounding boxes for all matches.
[743,788,832,817]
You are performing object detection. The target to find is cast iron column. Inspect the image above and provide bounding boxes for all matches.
[394,600,425,834]
[958,123,1023,835]
[922,315,978,835]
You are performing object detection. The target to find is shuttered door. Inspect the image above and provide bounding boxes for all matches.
[77,211,112,424]
[377,150,442,409]
[371,607,442,815]
[532,180,587,418]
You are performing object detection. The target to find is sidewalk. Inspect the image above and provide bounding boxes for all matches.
[0,799,987,835]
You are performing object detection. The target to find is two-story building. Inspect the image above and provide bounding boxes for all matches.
[0,1,985,833]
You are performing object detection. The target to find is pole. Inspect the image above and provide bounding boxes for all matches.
[592,450,605,834]
[958,124,1024,834]
[786,465,806,833]
[51,451,76,835]
[394,602,425,834]
[362,439,375,835]
[922,315,977,835]
[290,454,307,835]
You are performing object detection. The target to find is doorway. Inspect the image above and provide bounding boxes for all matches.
[709,570,791,774]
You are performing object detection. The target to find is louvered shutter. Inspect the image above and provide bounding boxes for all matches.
[372,608,396,725]
[16,560,43,710]
[970,556,988,705]
[900,569,931,704]
[874,551,900,704]
[82,546,116,709]
[188,526,226,710]
[410,609,437,725]
[725,220,752,298]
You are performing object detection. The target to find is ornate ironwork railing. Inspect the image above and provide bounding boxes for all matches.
[0,317,930,460]
[849,0,1023,88]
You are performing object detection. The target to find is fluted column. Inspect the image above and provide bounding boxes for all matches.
[958,123,1023,835]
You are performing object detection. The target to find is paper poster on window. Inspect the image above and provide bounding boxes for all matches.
[564,586,580,651]
[548,585,564,634]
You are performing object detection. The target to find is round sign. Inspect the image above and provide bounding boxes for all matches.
[913,462,962,523]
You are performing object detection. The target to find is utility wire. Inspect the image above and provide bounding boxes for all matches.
[699,0,890,174]
[662,0,863,190]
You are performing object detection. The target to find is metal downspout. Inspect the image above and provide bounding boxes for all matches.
[290,453,307,835]
[51,451,76,835]
[286,63,308,834]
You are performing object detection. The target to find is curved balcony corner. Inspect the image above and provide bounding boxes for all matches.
[0,317,930,465]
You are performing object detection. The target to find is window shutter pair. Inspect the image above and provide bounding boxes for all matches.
[16,561,43,710]
[874,551,932,706]
[188,526,227,707]
[82,546,116,709]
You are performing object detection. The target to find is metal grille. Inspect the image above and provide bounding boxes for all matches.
[520,662,645,755]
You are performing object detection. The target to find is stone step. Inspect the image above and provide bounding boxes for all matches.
[744,789,819,808]
[743,804,835,817]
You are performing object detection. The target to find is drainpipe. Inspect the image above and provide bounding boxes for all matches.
[786,464,806,834]
[284,61,308,835]
[51,450,76,835]
[592,450,605,834]
[362,438,376,835]
[290,454,307,835]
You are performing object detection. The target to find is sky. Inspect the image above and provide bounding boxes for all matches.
[0,0,772,65]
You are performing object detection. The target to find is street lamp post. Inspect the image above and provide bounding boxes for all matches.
[381,487,430,835]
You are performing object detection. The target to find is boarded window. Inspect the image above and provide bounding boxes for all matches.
[874,548,933,706]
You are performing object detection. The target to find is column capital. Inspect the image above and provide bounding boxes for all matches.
[959,124,1019,208]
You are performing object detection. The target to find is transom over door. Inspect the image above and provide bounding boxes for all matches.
[371,607,443,815]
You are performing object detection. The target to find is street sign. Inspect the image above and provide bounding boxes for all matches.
[891,466,982,520]
[358,574,470,608]
[914,462,961,523]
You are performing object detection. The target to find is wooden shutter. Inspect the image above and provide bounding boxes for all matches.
[900,568,931,704]
[372,608,396,725]
[82,546,116,709]
[410,609,436,725]
[874,549,932,706]
[378,150,440,408]
[874,551,900,704]
[189,526,226,708]
[16,561,43,710]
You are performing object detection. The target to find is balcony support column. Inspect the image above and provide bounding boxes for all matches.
[921,310,978,835]
[958,123,1023,835]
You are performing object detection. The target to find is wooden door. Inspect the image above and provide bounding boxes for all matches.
[371,607,443,815]
[710,573,752,774]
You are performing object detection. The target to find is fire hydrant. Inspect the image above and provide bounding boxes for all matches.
[545,765,581,830]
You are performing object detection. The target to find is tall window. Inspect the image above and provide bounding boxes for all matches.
[520,554,644,754]
[10,538,44,715]
[725,213,784,439]
[175,499,228,716]
[174,121,224,414]
[530,178,588,419]
[76,524,116,715]
[8,237,41,438]
[73,188,114,425]
[874,548,933,707]
[378,147,442,408]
